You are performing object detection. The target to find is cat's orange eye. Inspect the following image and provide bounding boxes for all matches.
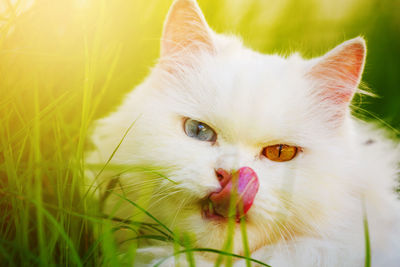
[262,144,298,162]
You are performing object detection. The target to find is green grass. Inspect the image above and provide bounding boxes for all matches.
[0,0,399,266]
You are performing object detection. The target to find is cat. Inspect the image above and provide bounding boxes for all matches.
[85,0,400,266]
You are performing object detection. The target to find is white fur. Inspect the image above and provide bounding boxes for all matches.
[86,1,400,266]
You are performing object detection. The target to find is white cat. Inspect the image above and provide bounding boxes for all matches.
[86,0,400,266]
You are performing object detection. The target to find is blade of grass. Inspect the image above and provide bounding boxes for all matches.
[240,217,251,267]
[83,118,138,201]
[183,233,196,267]
[215,170,239,267]
[0,238,41,265]
[362,202,371,267]
[153,248,271,267]
[30,200,83,267]
[101,221,121,267]
[0,90,70,154]
[112,192,175,237]
[32,77,48,266]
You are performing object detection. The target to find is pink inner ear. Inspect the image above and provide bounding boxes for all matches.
[310,39,366,104]
[161,0,214,58]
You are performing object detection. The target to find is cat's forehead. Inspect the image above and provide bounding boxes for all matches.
[162,49,314,145]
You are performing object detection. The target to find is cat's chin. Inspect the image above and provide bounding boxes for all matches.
[202,206,238,222]
[201,202,246,223]
[194,205,266,260]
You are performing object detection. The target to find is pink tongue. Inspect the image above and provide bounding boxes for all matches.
[209,167,259,219]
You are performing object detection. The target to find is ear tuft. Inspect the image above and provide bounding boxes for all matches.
[309,37,366,104]
[161,0,214,58]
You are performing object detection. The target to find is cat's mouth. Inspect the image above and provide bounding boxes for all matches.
[201,167,260,223]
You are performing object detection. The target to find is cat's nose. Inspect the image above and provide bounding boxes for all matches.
[215,168,232,188]
[206,167,259,220]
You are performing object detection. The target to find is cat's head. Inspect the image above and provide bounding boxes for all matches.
[101,0,367,255]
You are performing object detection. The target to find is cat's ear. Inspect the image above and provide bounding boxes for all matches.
[308,37,366,106]
[161,0,215,58]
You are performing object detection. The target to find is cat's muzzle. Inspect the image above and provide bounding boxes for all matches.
[202,167,259,222]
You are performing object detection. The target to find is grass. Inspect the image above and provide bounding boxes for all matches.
[0,0,398,266]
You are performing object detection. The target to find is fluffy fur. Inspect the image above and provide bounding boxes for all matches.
[86,0,400,266]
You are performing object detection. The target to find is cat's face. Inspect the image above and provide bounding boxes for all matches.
[102,0,366,255]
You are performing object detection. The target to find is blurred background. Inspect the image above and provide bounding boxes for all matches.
[1,0,399,136]
[0,0,399,265]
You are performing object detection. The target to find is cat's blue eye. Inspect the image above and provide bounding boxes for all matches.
[184,119,217,142]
